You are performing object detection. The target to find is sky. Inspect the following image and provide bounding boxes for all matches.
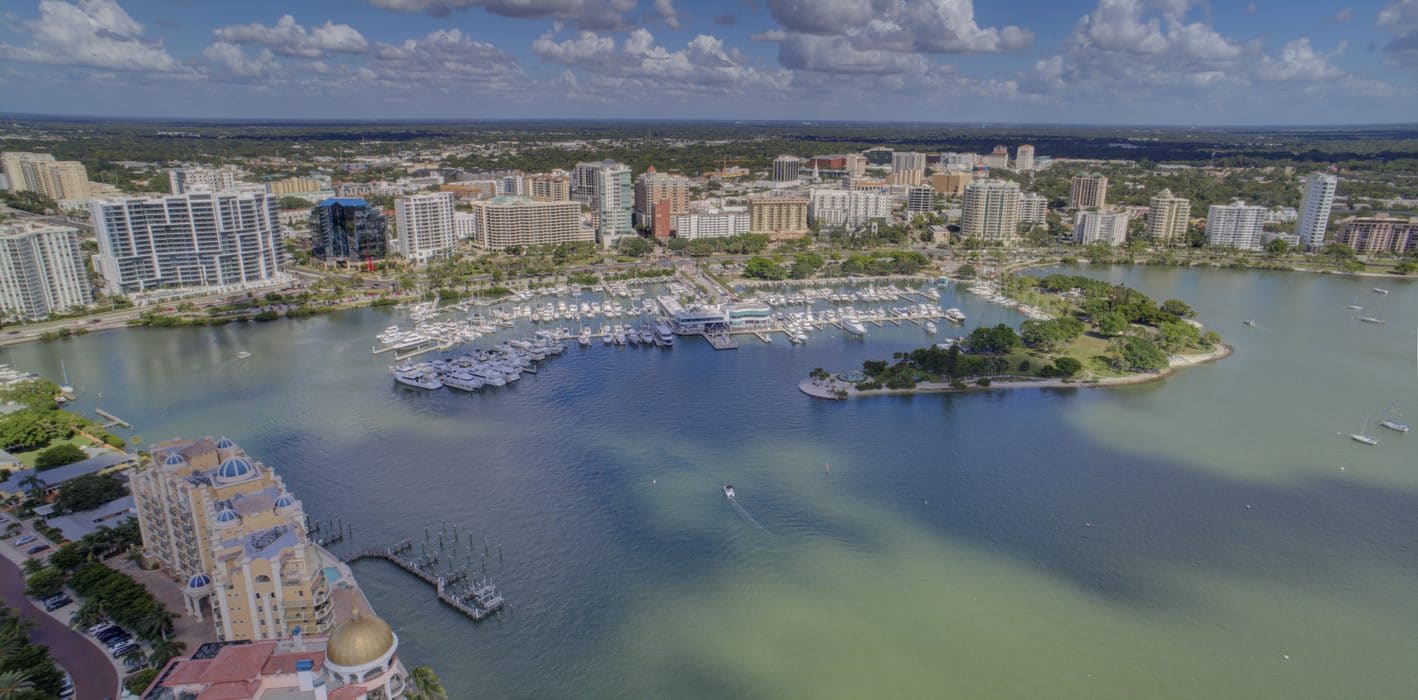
[0,0,1415,125]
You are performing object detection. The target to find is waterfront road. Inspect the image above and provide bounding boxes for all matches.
[0,556,118,699]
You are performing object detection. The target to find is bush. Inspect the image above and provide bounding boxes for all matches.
[54,473,126,514]
[975,378,992,387]
[35,443,87,470]
[126,668,159,696]
[1053,356,1083,376]
[1017,360,1031,372]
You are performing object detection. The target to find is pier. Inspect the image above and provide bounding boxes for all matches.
[343,539,506,622]
[94,408,131,429]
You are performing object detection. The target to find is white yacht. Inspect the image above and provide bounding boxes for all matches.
[924,321,938,334]
[724,485,735,499]
[1350,418,1380,445]
[1373,287,1390,294]
[468,367,506,387]
[441,371,485,392]
[944,308,967,324]
[841,318,867,336]
[393,369,442,390]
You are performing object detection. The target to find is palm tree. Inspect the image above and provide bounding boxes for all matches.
[406,666,447,700]
[148,638,185,667]
[0,670,34,699]
[18,475,45,503]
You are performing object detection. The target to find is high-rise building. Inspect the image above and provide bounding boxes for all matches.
[864,148,894,166]
[454,211,477,241]
[91,190,284,296]
[394,192,457,262]
[572,161,633,246]
[527,173,571,202]
[1296,172,1338,250]
[961,179,1022,245]
[1015,145,1035,172]
[1147,189,1191,244]
[772,155,802,183]
[0,223,92,320]
[634,169,690,237]
[1074,210,1130,246]
[34,161,90,201]
[907,186,935,215]
[1069,173,1109,209]
[1337,215,1417,255]
[1206,200,1266,250]
[891,152,926,186]
[470,196,589,250]
[845,154,867,177]
[169,167,239,194]
[748,196,810,239]
[983,145,1010,170]
[672,209,751,240]
[940,153,975,171]
[501,174,524,197]
[929,172,973,197]
[1018,192,1048,224]
[1,152,54,192]
[310,198,388,263]
[133,437,333,642]
[808,189,891,228]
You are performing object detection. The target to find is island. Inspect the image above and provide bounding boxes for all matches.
[800,273,1232,400]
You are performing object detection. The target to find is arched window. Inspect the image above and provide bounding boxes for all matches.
[255,574,272,583]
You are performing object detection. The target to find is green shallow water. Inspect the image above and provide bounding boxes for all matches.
[8,267,1417,698]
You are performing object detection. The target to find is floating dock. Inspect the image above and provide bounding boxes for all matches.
[94,408,131,429]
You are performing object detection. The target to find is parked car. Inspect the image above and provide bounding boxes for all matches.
[43,595,72,611]
[98,630,130,644]
[86,622,113,636]
[57,674,74,699]
[109,642,138,658]
[26,544,50,555]
[12,535,36,546]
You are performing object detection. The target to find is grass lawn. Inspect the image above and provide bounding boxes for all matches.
[14,434,96,469]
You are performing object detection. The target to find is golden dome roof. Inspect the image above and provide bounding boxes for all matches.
[326,610,395,667]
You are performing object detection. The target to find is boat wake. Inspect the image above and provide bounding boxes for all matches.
[728,496,769,534]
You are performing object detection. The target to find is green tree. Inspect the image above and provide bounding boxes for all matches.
[0,670,34,699]
[1394,260,1416,274]
[18,476,46,503]
[34,444,86,470]
[23,569,64,599]
[955,263,976,278]
[1160,299,1195,318]
[965,324,1020,354]
[1112,336,1169,372]
[1054,356,1083,376]
[408,665,449,700]
[614,236,653,257]
[742,257,787,280]
[1265,238,1290,255]
[0,410,67,453]
[1096,312,1129,336]
[53,474,126,513]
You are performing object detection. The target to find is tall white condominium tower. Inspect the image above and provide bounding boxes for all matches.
[572,161,633,246]
[395,192,457,262]
[0,223,92,320]
[1205,201,1267,251]
[1295,172,1337,250]
[772,155,802,182]
[1146,189,1191,243]
[961,179,1022,245]
[91,190,283,296]
[1014,145,1035,172]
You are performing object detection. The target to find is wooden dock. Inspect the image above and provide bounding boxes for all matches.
[343,540,505,622]
[94,408,130,429]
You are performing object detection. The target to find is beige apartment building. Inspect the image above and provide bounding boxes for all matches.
[528,173,571,201]
[1337,215,1417,255]
[267,177,325,196]
[1147,189,1191,243]
[133,437,333,642]
[471,196,590,250]
[1069,173,1109,209]
[929,172,973,197]
[961,179,1021,245]
[748,196,810,239]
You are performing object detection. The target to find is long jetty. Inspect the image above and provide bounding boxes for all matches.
[94,408,131,429]
[342,540,505,622]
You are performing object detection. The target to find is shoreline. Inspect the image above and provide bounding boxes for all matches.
[799,343,1234,400]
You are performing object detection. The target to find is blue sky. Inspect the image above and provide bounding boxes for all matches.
[0,0,1414,124]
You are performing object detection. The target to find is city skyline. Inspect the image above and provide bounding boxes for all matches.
[0,0,1415,125]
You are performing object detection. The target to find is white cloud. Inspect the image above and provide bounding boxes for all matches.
[368,28,523,87]
[533,27,791,97]
[0,0,183,73]
[763,0,1033,55]
[1378,0,1418,68]
[202,41,279,78]
[212,15,370,58]
[368,0,638,30]
[647,0,681,29]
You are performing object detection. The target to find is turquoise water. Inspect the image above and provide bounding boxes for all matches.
[8,267,1417,698]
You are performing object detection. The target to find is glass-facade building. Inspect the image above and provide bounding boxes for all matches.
[311,198,388,262]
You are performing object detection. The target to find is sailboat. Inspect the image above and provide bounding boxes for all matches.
[1356,295,1387,325]
[1379,406,1411,433]
[1350,418,1380,445]
[58,360,74,395]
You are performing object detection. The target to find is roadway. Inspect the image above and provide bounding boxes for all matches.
[0,555,118,699]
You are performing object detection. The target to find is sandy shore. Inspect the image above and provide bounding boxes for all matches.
[800,343,1233,400]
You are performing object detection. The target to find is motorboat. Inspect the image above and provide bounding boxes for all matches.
[237,351,252,359]
[1244,320,1256,327]
[841,318,867,336]
[1379,419,1411,433]
[943,308,966,324]
[723,485,735,499]
[1357,316,1386,325]
[924,321,938,334]
[1373,287,1389,294]
[393,369,442,390]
